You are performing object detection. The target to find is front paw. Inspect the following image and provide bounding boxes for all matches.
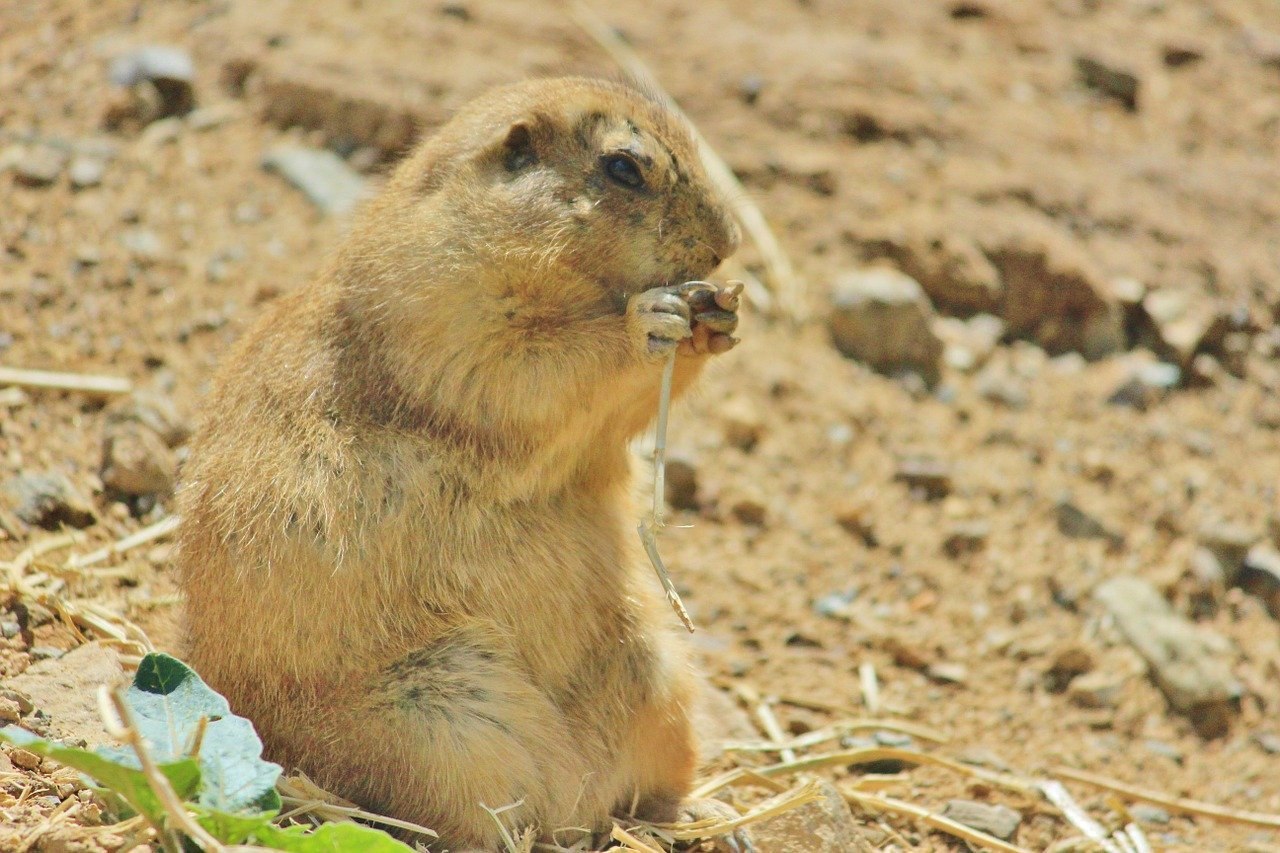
[676,280,741,356]
[629,286,693,361]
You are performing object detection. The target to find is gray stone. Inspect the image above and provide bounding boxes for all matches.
[106,392,190,448]
[120,228,166,262]
[2,472,95,530]
[982,229,1124,359]
[943,521,989,557]
[894,456,952,500]
[68,156,106,189]
[828,267,943,386]
[1239,546,1280,619]
[12,145,67,187]
[1198,522,1257,584]
[109,45,195,117]
[941,799,1022,841]
[1056,499,1123,546]
[100,420,177,497]
[1095,576,1241,737]
[1075,54,1140,110]
[750,780,869,852]
[1067,671,1124,708]
[2,643,124,747]
[262,145,367,216]
[1131,804,1171,825]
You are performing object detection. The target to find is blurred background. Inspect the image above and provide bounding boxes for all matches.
[2,0,1280,849]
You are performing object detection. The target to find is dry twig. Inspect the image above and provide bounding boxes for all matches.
[845,788,1033,853]
[638,351,695,632]
[0,366,132,397]
[1054,765,1280,830]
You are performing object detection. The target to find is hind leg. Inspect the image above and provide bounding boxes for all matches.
[279,626,595,850]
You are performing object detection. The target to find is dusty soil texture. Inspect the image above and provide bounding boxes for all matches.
[3,0,1280,850]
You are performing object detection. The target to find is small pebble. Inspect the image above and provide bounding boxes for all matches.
[68,156,106,189]
[1131,803,1171,825]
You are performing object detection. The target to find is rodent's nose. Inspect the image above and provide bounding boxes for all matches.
[703,208,740,269]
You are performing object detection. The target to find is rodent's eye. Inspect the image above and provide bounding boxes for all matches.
[601,153,645,190]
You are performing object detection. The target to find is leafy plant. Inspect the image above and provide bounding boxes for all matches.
[0,653,417,852]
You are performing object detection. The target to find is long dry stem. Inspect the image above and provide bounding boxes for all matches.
[638,351,694,633]
[1053,765,1280,829]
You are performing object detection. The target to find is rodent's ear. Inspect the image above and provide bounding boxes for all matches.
[501,120,538,173]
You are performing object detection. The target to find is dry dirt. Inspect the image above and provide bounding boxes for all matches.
[3,0,1280,850]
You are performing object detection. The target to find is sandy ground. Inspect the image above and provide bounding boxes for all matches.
[2,0,1280,850]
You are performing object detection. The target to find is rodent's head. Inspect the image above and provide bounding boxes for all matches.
[382,77,740,305]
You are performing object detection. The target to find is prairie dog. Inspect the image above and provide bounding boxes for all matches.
[178,77,741,849]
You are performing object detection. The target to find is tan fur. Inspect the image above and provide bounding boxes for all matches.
[177,77,739,850]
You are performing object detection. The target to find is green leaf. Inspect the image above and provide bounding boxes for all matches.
[193,806,416,852]
[0,726,200,824]
[98,652,283,813]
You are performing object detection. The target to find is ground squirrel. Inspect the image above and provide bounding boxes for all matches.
[178,77,743,849]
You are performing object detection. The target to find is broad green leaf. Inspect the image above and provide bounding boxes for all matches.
[194,806,416,852]
[98,652,283,813]
[0,726,200,824]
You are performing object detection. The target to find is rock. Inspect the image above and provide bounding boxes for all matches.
[1253,732,1280,755]
[1107,361,1181,411]
[828,267,944,386]
[813,589,858,619]
[120,228,166,263]
[1055,498,1122,546]
[8,747,41,770]
[1075,54,1140,110]
[749,780,867,852]
[100,419,176,497]
[1239,546,1280,618]
[719,398,763,452]
[2,472,95,530]
[893,457,952,500]
[0,688,34,715]
[943,521,989,557]
[29,646,65,661]
[0,697,20,724]
[663,456,699,512]
[1131,804,1171,825]
[1067,671,1124,709]
[1242,27,1280,70]
[974,362,1029,409]
[1187,547,1228,619]
[1045,644,1095,692]
[1095,576,1241,737]
[936,313,1005,373]
[2,642,124,747]
[731,496,767,527]
[1143,739,1184,764]
[927,662,968,684]
[262,146,367,216]
[983,229,1124,359]
[109,45,196,117]
[941,800,1022,841]
[1198,522,1257,584]
[1162,44,1204,67]
[12,145,68,187]
[865,231,1002,314]
[883,635,932,670]
[833,502,877,546]
[68,156,106,189]
[106,392,190,448]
